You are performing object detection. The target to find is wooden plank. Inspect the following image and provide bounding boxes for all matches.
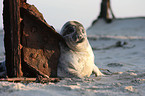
[0,77,60,83]
[9,0,23,77]
[3,0,23,77]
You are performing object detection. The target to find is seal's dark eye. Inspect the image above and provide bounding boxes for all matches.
[69,27,74,32]
[67,26,75,34]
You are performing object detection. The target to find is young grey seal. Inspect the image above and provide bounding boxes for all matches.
[57,21,104,78]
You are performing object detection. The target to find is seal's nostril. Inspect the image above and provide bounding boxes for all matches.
[78,35,83,39]
[78,36,81,39]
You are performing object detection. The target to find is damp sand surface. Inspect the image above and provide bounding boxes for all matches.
[0,18,145,96]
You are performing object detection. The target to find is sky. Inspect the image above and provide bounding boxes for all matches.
[0,0,145,30]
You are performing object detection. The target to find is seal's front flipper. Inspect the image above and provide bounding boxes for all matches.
[93,64,104,77]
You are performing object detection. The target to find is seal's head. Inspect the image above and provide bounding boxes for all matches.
[60,21,88,51]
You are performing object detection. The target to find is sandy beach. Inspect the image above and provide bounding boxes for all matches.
[0,17,145,96]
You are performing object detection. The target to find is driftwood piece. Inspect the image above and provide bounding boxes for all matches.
[0,77,60,83]
[98,0,115,20]
[0,78,36,82]
[3,0,63,78]
[92,0,115,25]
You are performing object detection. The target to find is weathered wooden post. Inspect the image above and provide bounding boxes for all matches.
[91,0,115,25]
[98,0,115,23]
[3,0,63,78]
[3,0,22,77]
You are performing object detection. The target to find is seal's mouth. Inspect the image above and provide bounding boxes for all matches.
[72,33,86,43]
[75,37,85,43]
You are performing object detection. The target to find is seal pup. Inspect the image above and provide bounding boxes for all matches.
[57,21,103,78]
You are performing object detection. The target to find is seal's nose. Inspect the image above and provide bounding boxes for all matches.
[72,32,85,43]
[77,34,83,40]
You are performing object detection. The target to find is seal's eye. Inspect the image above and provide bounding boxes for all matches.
[69,27,74,32]
[67,26,75,34]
